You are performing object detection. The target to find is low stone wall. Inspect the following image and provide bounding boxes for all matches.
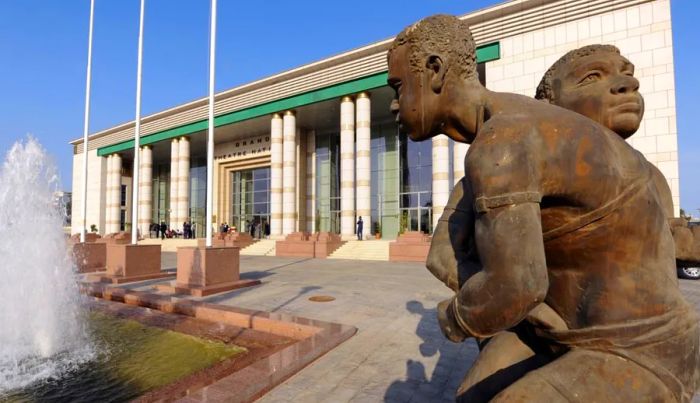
[276,232,346,258]
[276,232,315,258]
[389,231,431,262]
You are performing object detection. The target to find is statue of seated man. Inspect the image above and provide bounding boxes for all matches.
[388,15,700,402]
[429,44,686,401]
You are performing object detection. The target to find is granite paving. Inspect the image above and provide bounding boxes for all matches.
[128,253,700,402]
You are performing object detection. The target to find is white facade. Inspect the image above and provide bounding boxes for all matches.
[485,0,679,214]
[70,0,682,235]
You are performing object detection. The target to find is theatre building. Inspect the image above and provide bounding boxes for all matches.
[71,0,680,244]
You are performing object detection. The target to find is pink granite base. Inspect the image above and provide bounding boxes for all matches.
[96,231,131,245]
[87,244,172,283]
[389,231,432,262]
[69,232,101,244]
[72,242,106,273]
[81,283,357,402]
[155,246,259,296]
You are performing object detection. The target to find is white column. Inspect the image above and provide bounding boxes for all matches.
[270,113,283,237]
[306,131,316,233]
[340,96,355,238]
[432,135,450,231]
[177,136,190,231]
[105,154,114,234]
[169,138,180,229]
[111,154,122,233]
[453,142,469,186]
[282,110,297,235]
[138,145,153,237]
[355,92,371,240]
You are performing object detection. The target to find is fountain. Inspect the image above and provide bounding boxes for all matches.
[0,137,355,401]
[0,137,94,392]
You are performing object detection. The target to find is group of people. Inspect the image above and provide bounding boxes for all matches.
[246,220,269,239]
[150,220,196,240]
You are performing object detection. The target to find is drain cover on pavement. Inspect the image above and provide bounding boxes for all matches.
[308,295,336,302]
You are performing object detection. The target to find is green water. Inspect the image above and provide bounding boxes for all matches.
[2,312,245,403]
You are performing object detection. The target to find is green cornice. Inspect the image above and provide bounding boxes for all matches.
[97,42,500,156]
[476,42,500,63]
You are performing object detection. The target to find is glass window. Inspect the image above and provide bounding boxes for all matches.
[120,185,127,207]
[399,132,433,234]
[231,167,270,238]
[315,131,341,234]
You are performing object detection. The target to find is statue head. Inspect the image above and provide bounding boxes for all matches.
[535,45,644,139]
[388,15,479,142]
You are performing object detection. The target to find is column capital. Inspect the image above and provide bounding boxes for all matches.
[284,110,296,117]
[171,138,179,144]
[341,95,354,103]
[179,136,189,142]
[272,112,282,119]
[140,145,151,150]
[356,92,370,99]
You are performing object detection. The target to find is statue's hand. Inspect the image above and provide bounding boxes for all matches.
[437,298,470,343]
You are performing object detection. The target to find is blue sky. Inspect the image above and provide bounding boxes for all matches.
[0,0,698,215]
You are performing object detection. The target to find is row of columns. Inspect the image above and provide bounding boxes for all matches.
[104,96,470,237]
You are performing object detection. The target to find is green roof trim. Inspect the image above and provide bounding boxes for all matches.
[97,42,500,156]
[476,42,500,63]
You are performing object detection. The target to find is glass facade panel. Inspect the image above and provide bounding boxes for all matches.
[231,167,270,238]
[315,131,341,234]
[370,122,400,239]
[189,158,206,238]
[399,132,433,234]
[151,163,171,229]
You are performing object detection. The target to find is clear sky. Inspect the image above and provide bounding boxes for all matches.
[0,0,698,215]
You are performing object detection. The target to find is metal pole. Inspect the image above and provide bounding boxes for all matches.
[80,0,95,243]
[205,0,217,247]
[131,0,146,245]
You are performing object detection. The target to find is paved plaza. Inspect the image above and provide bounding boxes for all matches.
[122,253,700,402]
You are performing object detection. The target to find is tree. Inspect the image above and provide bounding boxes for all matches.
[680,208,692,220]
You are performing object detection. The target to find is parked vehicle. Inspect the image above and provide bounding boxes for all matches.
[672,218,700,280]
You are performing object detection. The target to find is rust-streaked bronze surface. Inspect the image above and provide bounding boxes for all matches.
[389,14,699,402]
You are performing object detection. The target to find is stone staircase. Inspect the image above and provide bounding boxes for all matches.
[328,240,391,261]
[240,239,276,256]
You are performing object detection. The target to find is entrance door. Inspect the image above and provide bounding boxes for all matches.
[231,167,270,237]
[401,205,432,234]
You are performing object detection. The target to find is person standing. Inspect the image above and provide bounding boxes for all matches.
[159,221,167,240]
[356,217,363,241]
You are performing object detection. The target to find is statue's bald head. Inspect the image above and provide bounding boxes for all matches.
[388,14,479,82]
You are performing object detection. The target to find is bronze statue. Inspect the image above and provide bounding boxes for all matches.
[389,15,700,402]
[431,44,686,401]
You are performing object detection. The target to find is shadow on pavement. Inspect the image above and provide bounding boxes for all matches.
[384,300,475,402]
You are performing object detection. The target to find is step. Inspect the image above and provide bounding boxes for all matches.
[328,240,390,261]
[241,239,276,256]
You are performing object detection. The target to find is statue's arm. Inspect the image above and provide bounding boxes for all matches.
[438,127,548,340]
[440,203,549,340]
[426,178,469,291]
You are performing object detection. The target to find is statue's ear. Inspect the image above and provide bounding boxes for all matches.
[427,55,446,93]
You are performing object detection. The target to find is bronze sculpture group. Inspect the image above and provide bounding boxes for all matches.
[388,15,699,402]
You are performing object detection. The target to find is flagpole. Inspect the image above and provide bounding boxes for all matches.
[80,0,95,243]
[206,0,217,247]
[131,0,146,245]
